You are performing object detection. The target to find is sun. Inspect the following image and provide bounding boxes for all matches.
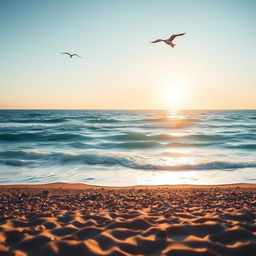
[161,85,186,110]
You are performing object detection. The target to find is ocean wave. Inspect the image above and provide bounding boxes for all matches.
[1,118,67,124]
[139,117,198,123]
[109,133,175,141]
[167,142,216,147]
[108,133,228,142]
[68,141,162,149]
[227,144,256,150]
[26,113,50,117]
[0,159,32,167]
[0,131,224,147]
[0,133,90,142]
[1,151,255,171]
[139,122,194,129]
[109,133,150,141]
[67,142,93,149]
[153,134,227,141]
[85,118,122,124]
[0,150,48,160]
[97,141,162,149]
[205,123,256,129]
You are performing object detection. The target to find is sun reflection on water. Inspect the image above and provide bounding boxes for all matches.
[167,110,186,120]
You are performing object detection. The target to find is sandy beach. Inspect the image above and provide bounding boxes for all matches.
[0,183,255,255]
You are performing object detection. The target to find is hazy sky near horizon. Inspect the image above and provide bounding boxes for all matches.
[0,0,255,109]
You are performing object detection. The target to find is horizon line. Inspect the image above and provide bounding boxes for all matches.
[0,108,256,111]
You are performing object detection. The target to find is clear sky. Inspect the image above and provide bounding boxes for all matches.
[0,0,255,109]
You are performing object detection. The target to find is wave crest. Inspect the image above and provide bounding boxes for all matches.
[1,151,255,171]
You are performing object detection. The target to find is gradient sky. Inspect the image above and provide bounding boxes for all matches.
[0,0,255,109]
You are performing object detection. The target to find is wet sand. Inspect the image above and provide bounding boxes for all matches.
[0,183,256,255]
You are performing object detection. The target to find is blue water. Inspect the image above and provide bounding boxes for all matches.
[0,110,256,186]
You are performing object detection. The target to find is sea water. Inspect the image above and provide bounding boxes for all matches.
[0,110,255,186]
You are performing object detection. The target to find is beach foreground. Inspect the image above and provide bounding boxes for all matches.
[0,184,256,256]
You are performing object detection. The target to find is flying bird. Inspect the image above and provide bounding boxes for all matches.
[61,52,82,58]
[151,33,186,48]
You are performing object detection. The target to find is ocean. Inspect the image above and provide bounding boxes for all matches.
[0,110,255,186]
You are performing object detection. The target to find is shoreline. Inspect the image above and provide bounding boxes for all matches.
[1,182,256,189]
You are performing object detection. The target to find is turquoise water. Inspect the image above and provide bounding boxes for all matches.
[0,110,255,186]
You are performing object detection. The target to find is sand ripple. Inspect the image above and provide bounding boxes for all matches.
[0,184,256,255]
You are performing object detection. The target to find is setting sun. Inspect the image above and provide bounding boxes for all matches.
[161,85,187,110]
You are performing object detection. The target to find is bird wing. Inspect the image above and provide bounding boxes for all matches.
[150,39,163,43]
[169,33,186,41]
[61,52,71,56]
[73,54,82,58]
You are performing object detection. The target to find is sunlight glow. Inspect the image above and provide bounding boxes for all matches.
[161,85,187,110]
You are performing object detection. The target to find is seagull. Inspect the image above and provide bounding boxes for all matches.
[151,33,186,48]
[61,52,82,58]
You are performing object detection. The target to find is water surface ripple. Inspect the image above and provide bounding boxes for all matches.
[0,110,255,185]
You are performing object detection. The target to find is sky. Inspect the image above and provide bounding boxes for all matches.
[0,0,255,110]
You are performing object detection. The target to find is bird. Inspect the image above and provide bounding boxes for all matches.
[61,52,82,58]
[150,33,186,48]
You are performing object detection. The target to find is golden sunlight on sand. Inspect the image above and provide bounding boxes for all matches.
[1,184,256,256]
